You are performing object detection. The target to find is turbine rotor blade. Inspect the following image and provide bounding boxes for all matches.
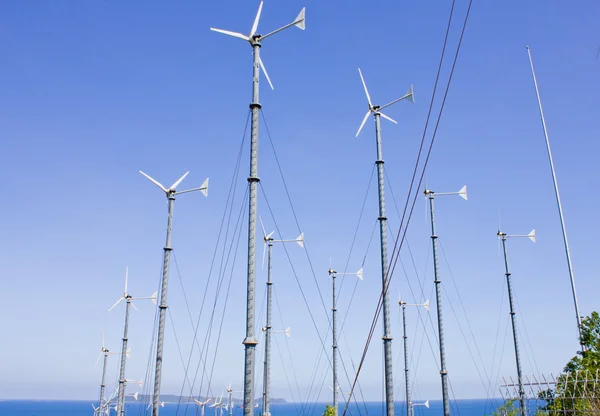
[262,239,267,270]
[124,266,128,296]
[131,302,139,312]
[357,68,372,107]
[250,1,264,37]
[379,112,398,124]
[139,171,168,193]
[169,171,190,191]
[210,28,249,41]
[108,297,124,312]
[356,110,371,137]
[94,352,103,368]
[259,56,274,90]
[259,216,267,239]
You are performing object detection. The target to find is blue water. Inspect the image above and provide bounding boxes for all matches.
[0,399,515,416]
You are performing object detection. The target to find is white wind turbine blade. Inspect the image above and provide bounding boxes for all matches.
[379,112,398,124]
[209,28,249,41]
[458,185,468,200]
[195,399,202,405]
[356,268,364,280]
[124,267,128,297]
[139,171,168,193]
[294,7,306,30]
[296,233,304,248]
[262,238,267,270]
[169,171,190,191]
[259,216,267,239]
[102,329,105,350]
[131,302,139,312]
[356,110,371,137]
[250,1,264,37]
[108,297,124,312]
[200,177,209,197]
[94,351,103,368]
[259,57,274,90]
[357,68,372,107]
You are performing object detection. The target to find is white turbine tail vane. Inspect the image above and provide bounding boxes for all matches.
[151,291,158,305]
[423,299,430,311]
[406,84,415,103]
[133,392,139,401]
[258,56,274,90]
[284,326,291,337]
[294,7,306,30]
[126,347,131,359]
[458,185,468,200]
[139,170,168,193]
[528,229,536,243]
[356,267,364,280]
[200,177,209,197]
[296,233,304,248]
[424,400,430,408]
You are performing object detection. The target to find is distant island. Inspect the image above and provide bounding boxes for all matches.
[125,394,287,404]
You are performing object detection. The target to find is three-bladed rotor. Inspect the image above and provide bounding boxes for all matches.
[210,1,306,90]
[355,68,414,137]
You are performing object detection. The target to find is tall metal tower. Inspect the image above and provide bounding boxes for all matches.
[424,185,467,416]
[327,263,363,416]
[210,4,306,416]
[93,331,117,416]
[260,218,303,416]
[108,267,157,416]
[398,298,429,416]
[497,227,536,416]
[139,170,208,416]
[526,46,583,349]
[355,68,414,416]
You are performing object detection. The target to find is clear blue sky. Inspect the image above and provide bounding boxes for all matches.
[1,0,599,405]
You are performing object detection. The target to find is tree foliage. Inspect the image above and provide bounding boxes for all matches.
[322,404,336,416]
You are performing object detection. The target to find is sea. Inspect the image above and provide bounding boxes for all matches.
[0,399,529,416]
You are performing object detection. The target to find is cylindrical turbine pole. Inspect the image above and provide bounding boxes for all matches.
[229,391,233,416]
[500,235,527,416]
[373,111,395,416]
[152,193,175,415]
[263,241,273,416]
[98,350,109,416]
[526,47,583,348]
[427,194,450,416]
[243,38,261,416]
[117,298,132,416]
[400,303,412,416]
[332,272,338,416]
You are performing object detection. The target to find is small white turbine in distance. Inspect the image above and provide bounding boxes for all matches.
[195,397,212,416]
[355,68,414,137]
[210,1,306,90]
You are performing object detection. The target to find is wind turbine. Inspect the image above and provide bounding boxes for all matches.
[398,298,429,416]
[497,226,536,416]
[225,383,244,416]
[260,217,303,416]
[328,263,363,416]
[94,331,118,416]
[210,393,224,416]
[210,5,305,416]
[355,67,414,416]
[109,267,157,416]
[195,397,213,416]
[423,185,467,416]
[139,170,208,416]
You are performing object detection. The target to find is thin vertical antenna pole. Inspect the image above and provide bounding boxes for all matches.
[332,272,338,416]
[98,351,109,416]
[243,38,261,416]
[374,111,395,416]
[500,236,526,416]
[526,46,584,348]
[401,303,411,416]
[117,298,132,416]
[263,241,273,416]
[427,194,450,416]
[153,194,175,415]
